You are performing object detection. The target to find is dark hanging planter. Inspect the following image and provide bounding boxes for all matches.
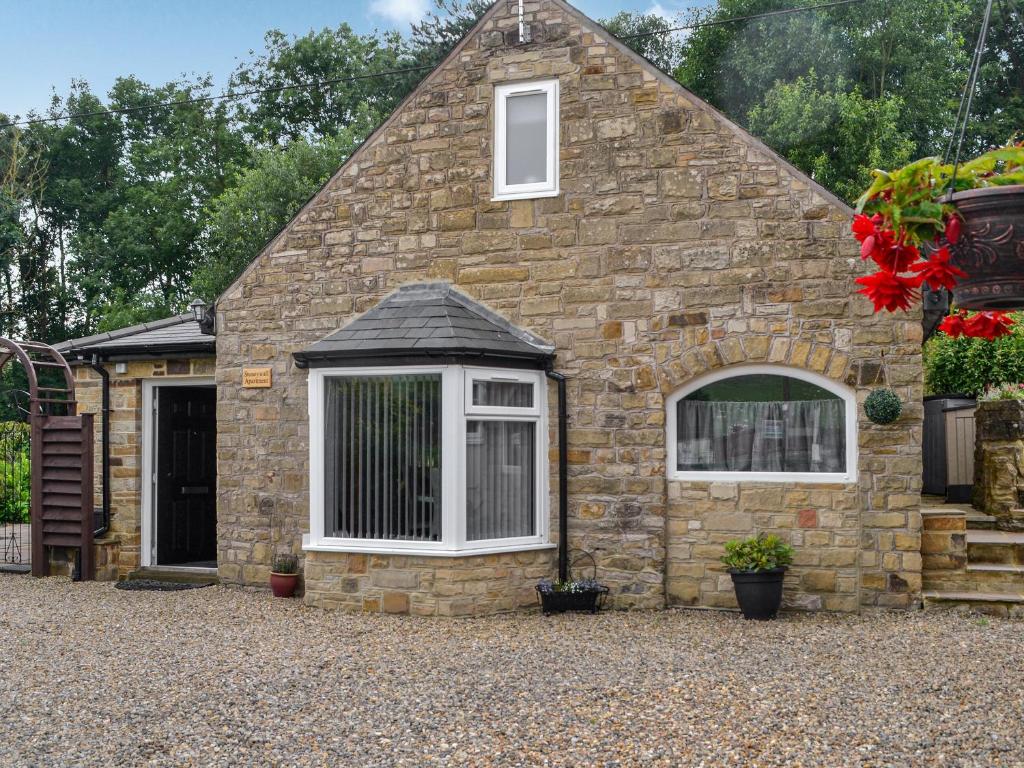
[536,549,609,615]
[948,185,1024,311]
[864,388,902,425]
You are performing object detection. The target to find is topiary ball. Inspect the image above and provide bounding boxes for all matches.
[864,388,902,424]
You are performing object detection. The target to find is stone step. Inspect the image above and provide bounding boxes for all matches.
[925,563,1024,592]
[922,589,1024,617]
[125,567,219,586]
[966,530,1024,566]
[966,511,999,530]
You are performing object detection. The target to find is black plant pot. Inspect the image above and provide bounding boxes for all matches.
[948,185,1024,310]
[729,567,786,620]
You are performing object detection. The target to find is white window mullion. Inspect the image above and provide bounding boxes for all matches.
[308,370,326,545]
[442,365,462,551]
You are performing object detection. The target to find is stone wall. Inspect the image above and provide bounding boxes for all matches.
[974,399,1024,530]
[74,357,216,579]
[304,549,555,616]
[214,0,923,613]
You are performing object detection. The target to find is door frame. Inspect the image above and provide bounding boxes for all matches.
[141,377,216,569]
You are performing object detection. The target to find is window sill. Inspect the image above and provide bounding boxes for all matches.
[669,471,856,484]
[302,539,556,558]
[491,188,560,202]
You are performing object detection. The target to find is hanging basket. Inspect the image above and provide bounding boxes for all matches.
[864,388,902,425]
[536,549,609,615]
[948,185,1024,311]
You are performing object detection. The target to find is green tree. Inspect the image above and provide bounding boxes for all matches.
[192,111,376,299]
[36,77,250,331]
[599,11,685,73]
[231,25,409,145]
[675,0,972,193]
[969,0,1024,153]
[748,73,915,202]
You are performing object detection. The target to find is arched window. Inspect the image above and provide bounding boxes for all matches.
[666,365,857,483]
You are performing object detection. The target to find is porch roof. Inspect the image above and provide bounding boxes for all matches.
[293,283,555,369]
[55,313,215,360]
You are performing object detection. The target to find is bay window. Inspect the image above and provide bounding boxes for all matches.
[307,365,549,555]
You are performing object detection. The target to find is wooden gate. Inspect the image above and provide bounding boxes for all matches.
[0,337,94,580]
[32,415,94,579]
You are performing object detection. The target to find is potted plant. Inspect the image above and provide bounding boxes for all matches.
[536,577,609,615]
[269,553,300,598]
[535,550,608,615]
[720,534,794,620]
[852,142,1024,336]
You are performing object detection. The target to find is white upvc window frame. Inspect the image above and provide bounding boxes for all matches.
[665,363,858,485]
[493,79,560,201]
[305,364,551,557]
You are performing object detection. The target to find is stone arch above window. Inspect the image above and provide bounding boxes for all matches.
[666,364,858,484]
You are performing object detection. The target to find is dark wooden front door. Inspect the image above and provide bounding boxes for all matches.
[156,386,216,566]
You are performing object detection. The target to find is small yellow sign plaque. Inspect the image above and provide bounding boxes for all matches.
[242,367,272,388]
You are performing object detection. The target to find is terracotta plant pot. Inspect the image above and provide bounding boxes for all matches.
[948,185,1024,310]
[269,571,299,598]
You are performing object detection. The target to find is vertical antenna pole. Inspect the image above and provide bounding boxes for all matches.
[518,0,530,44]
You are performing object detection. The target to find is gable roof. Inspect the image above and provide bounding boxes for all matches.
[220,0,852,306]
[56,313,215,360]
[293,282,555,368]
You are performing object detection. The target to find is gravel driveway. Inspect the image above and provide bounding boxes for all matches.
[1,576,1022,767]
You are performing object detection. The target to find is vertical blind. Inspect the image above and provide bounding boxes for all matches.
[466,375,536,540]
[466,421,536,540]
[324,375,442,541]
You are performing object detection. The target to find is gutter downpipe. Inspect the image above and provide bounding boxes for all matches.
[544,367,568,582]
[88,354,111,538]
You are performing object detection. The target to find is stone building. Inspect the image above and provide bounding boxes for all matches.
[59,0,924,614]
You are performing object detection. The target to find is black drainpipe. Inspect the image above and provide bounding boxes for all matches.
[544,368,568,582]
[88,355,111,538]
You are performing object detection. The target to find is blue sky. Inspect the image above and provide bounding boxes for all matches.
[0,0,705,119]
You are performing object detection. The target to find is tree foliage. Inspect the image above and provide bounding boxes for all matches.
[0,0,1019,345]
[599,12,686,73]
[748,73,915,202]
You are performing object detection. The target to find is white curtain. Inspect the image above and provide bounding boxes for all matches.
[676,399,845,473]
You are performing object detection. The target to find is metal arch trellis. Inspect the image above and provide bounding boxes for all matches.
[0,337,77,419]
[0,338,86,575]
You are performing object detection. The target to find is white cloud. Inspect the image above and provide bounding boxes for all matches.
[369,0,430,27]
[647,3,674,22]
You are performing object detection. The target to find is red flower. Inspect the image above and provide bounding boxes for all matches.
[877,240,919,273]
[910,246,967,291]
[855,269,922,313]
[940,311,1015,340]
[964,311,1014,340]
[938,310,969,337]
[851,214,883,243]
[945,215,962,245]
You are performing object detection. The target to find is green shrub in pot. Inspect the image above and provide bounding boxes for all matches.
[721,534,794,620]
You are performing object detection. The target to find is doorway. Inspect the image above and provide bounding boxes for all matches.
[143,381,217,569]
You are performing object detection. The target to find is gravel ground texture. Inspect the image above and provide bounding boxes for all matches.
[1,576,1022,768]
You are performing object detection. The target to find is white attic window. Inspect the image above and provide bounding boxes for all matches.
[493,79,559,201]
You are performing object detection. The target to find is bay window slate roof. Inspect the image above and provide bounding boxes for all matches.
[55,314,214,359]
[294,283,556,367]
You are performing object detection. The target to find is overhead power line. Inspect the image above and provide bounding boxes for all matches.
[0,64,438,129]
[1,0,868,130]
